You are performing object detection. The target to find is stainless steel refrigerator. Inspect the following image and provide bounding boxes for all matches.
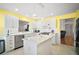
[76,18,79,54]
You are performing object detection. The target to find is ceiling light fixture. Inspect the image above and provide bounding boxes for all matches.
[32,14,37,17]
[15,8,19,11]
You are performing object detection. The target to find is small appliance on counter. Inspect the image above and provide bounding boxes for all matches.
[0,40,5,54]
[33,30,40,33]
[25,24,29,31]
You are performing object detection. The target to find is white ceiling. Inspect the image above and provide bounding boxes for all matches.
[0,3,79,18]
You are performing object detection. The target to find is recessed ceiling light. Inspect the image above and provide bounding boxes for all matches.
[50,13,54,16]
[32,14,37,17]
[15,8,19,11]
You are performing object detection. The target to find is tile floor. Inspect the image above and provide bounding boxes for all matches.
[2,44,76,55]
[51,44,76,55]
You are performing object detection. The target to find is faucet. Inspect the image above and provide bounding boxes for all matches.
[7,30,9,36]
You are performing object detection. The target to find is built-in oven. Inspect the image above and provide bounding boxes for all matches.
[0,40,5,54]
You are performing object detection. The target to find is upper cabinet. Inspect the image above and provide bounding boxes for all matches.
[29,17,56,32]
[4,15,19,35]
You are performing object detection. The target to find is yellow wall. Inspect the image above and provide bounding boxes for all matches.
[0,14,4,35]
[43,16,54,22]
[76,10,79,18]
[56,16,60,32]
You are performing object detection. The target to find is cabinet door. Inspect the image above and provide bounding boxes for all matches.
[5,36,14,52]
[5,15,19,34]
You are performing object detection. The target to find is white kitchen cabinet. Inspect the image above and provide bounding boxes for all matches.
[3,15,19,52]
[23,33,54,55]
[23,37,52,55]
[37,39,52,55]
[4,15,19,34]
[5,36,15,52]
[29,17,56,32]
[51,33,58,44]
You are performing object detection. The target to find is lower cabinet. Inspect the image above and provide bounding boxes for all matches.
[23,38,52,55]
[5,35,23,52]
[37,39,52,55]
[5,36,14,52]
[51,33,58,44]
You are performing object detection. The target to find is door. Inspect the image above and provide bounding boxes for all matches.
[65,23,74,46]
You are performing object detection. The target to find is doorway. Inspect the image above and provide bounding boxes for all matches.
[60,18,75,46]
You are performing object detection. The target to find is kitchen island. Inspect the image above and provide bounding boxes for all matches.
[23,33,56,55]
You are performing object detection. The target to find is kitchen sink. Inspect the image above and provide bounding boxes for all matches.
[39,32,50,35]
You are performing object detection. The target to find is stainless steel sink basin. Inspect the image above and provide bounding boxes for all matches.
[39,32,50,35]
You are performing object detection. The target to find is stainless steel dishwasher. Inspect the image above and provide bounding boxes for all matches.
[14,35,24,49]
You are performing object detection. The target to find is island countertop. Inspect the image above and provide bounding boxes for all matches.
[23,33,56,45]
[23,32,56,55]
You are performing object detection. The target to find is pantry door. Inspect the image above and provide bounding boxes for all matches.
[65,23,74,46]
